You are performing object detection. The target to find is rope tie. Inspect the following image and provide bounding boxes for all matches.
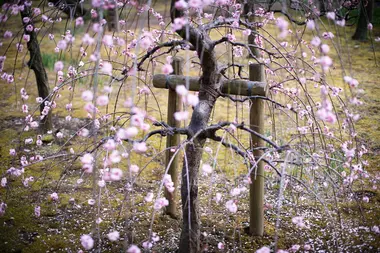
[165,75,171,90]
[204,84,220,100]
[247,81,254,96]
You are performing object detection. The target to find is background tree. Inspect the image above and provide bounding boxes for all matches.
[352,0,374,41]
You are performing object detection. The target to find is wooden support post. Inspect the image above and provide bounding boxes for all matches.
[249,63,265,236]
[153,74,266,96]
[164,57,183,218]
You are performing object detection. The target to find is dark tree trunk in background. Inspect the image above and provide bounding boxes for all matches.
[50,0,87,18]
[21,4,52,133]
[352,0,374,41]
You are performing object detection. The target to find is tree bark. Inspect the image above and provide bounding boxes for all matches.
[21,4,52,133]
[352,0,374,41]
[171,1,221,252]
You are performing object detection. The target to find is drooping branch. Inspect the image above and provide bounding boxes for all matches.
[136,40,193,71]
[219,93,297,113]
[197,121,283,150]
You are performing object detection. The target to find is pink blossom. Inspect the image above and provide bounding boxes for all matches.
[316,108,336,124]
[184,94,199,106]
[0,202,7,216]
[127,245,141,253]
[75,17,84,27]
[82,90,93,102]
[16,43,23,52]
[188,0,202,8]
[117,127,137,139]
[103,139,116,151]
[22,17,30,23]
[23,34,30,42]
[4,31,12,38]
[102,35,113,47]
[9,149,16,156]
[129,164,139,174]
[304,244,311,250]
[276,17,288,38]
[92,0,102,7]
[6,74,14,83]
[1,177,7,187]
[174,111,189,121]
[306,20,315,30]
[110,168,123,181]
[82,33,95,45]
[171,17,188,31]
[101,62,113,75]
[56,132,63,138]
[318,56,332,71]
[225,200,237,213]
[368,23,373,30]
[222,29,235,40]
[26,24,34,32]
[91,9,98,18]
[80,234,94,250]
[242,29,251,36]
[50,192,59,201]
[326,12,335,20]
[81,153,94,164]
[291,216,305,228]
[144,192,154,202]
[336,19,345,27]
[54,61,64,72]
[176,85,188,96]
[154,197,169,210]
[142,241,153,249]
[175,0,188,10]
[320,44,330,54]
[256,246,270,253]
[291,244,300,251]
[363,196,369,203]
[96,95,109,106]
[34,206,40,217]
[131,114,145,128]
[57,40,67,50]
[98,180,106,187]
[162,64,173,74]
[133,142,148,153]
[139,86,150,95]
[107,231,120,241]
[202,164,213,174]
[25,137,33,144]
[103,86,113,94]
[311,36,321,47]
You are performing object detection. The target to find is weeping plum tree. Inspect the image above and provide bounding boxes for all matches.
[0,0,378,252]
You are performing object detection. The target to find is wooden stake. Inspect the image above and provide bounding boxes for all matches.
[249,63,265,236]
[164,57,183,218]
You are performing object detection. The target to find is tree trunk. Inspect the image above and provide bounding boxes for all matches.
[170,1,221,251]
[21,4,52,133]
[352,0,374,41]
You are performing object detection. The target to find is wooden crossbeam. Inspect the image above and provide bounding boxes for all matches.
[153,74,267,97]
